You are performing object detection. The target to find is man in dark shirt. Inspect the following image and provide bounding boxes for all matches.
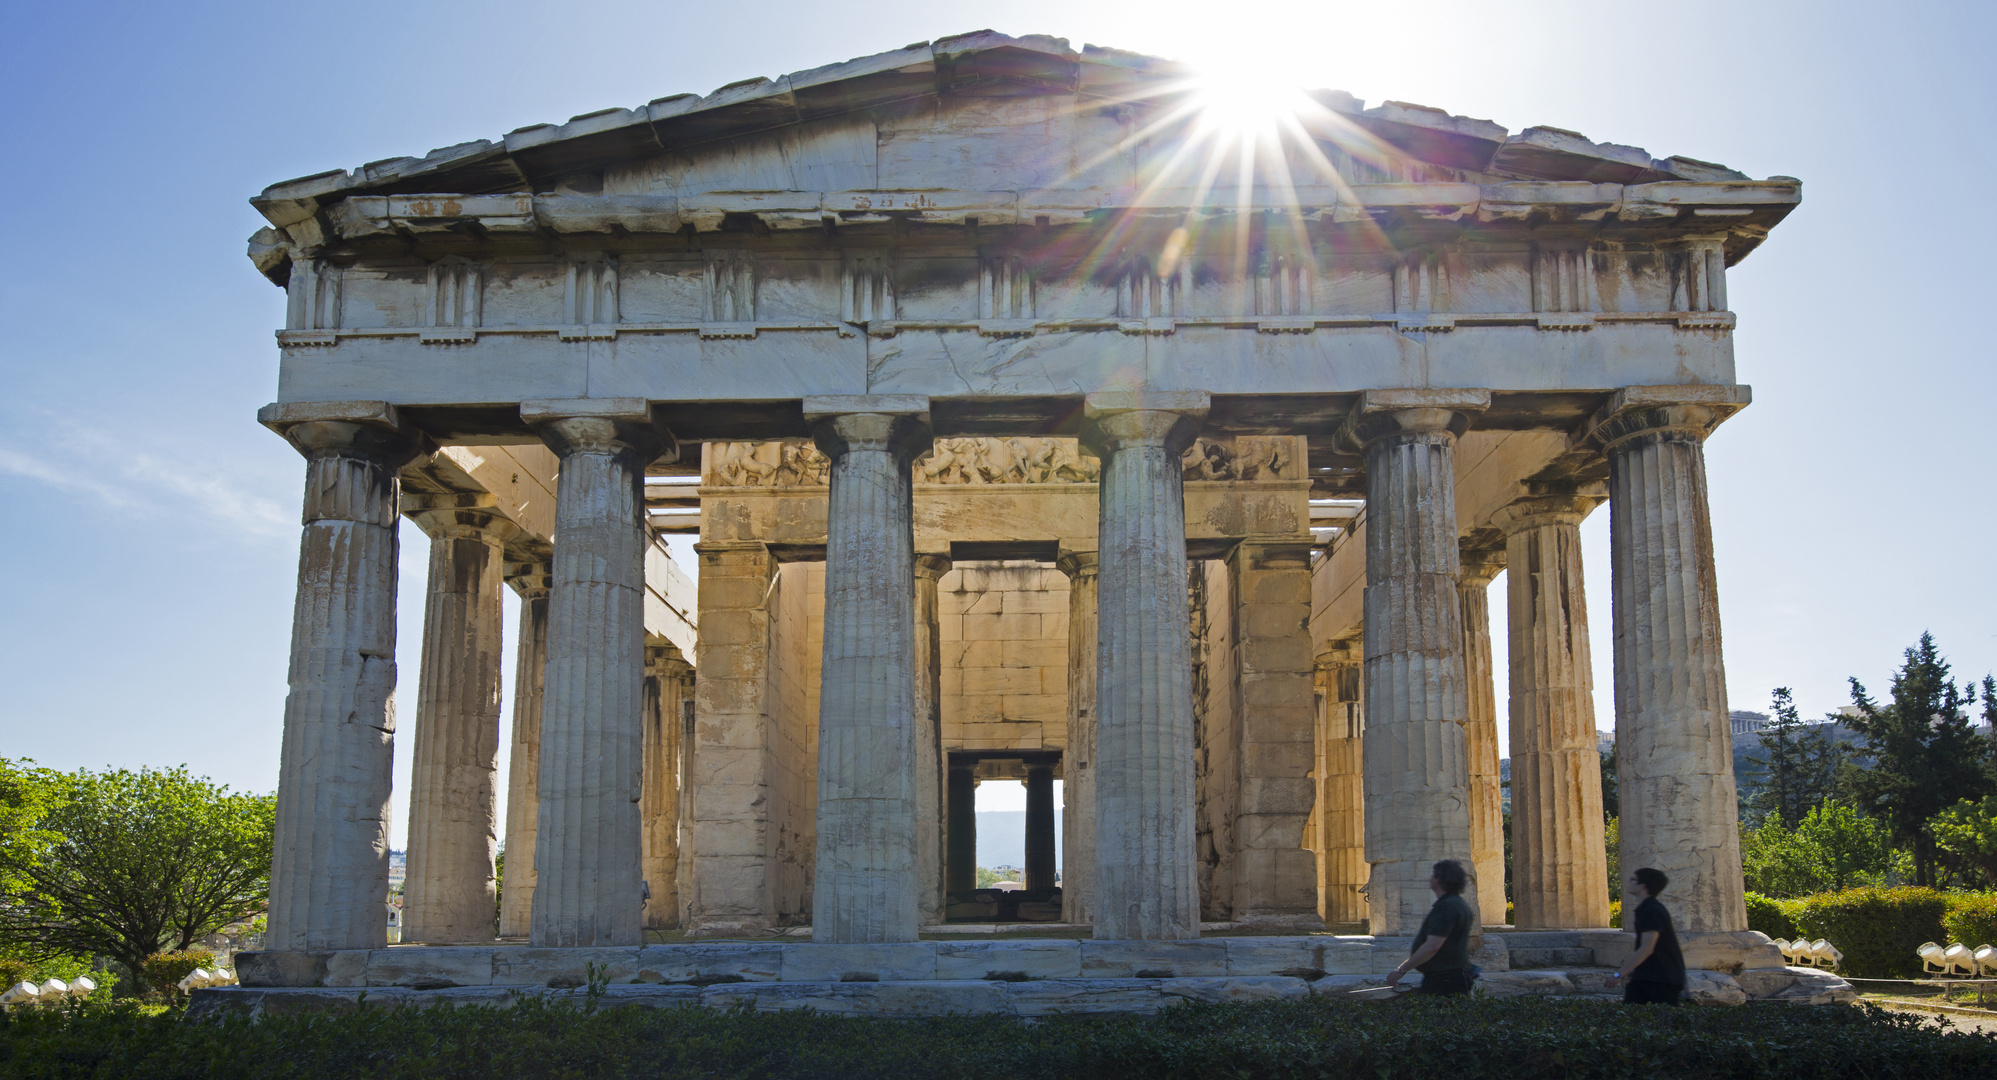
[1385,859,1477,996]
[1609,867,1687,1005]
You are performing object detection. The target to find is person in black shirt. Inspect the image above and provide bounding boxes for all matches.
[1608,867,1687,1005]
[1385,859,1477,996]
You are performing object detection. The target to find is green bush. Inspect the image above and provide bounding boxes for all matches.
[1794,887,1948,978]
[2,994,1994,1079]
[1943,893,1997,948]
[139,950,214,995]
[1746,891,1800,939]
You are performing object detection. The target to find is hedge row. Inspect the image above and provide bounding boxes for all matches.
[3,994,1994,1080]
[1744,888,1997,979]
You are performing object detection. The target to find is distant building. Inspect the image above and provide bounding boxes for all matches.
[1597,731,1616,756]
[1730,710,1770,738]
[388,849,407,893]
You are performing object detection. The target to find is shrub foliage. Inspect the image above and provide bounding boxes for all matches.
[2,995,1993,1079]
[138,951,214,996]
[1744,892,1799,940]
[1942,893,1997,949]
[1793,887,1948,978]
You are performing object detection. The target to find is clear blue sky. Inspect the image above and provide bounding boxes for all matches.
[3,1,1992,850]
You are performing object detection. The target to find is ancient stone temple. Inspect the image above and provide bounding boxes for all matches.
[216,32,1854,1014]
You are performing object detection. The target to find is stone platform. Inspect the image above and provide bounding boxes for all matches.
[190,932,1855,1018]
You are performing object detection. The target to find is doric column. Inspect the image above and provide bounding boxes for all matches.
[259,401,422,951]
[497,559,550,939]
[687,541,778,936]
[912,554,952,928]
[1313,639,1366,925]
[805,395,932,944]
[1595,387,1750,932]
[1055,549,1099,927]
[642,642,693,932]
[1458,548,1507,926]
[1025,764,1057,892]
[401,495,518,944]
[946,763,977,894]
[1339,388,1489,935]
[1493,494,1611,929]
[1227,541,1323,929]
[521,398,673,947]
[1079,390,1208,940]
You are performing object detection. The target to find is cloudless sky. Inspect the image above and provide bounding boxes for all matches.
[2,0,1992,851]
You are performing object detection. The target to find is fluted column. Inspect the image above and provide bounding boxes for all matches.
[1025,765,1057,892]
[642,643,692,931]
[1340,389,1488,935]
[913,554,952,928]
[805,395,932,943]
[497,559,550,939]
[1493,494,1611,929]
[1056,550,1099,927]
[401,498,517,944]
[260,401,422,951]
[946,763,977,894]
[1080,391,1207,940]
[521,398,673,947]
[1458,549,1507,926]
[1313,640,1366,925]
[1597,388,1750,932]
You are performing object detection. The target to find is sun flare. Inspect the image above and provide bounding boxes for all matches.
[1187,66,1316,137]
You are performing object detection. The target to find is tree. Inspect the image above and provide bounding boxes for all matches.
[1740,802,1893,897]
[0,762,275,990]
[1748,687,1847,829]
[1932,795,1997,887]
[1599,747,1618,822]
[1842,634,1993,887]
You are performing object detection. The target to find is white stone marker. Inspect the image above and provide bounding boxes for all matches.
[1057,549,1099,928]
[401,498,515,944]
[497,561,551,939]
[806,396,932,944]
[259,401,422,951]
[1081,391,1208,941]
[1494,494,1611,930]
[1597,388,1750,933]
[522,398,674,947]
[1342,389,1489,936]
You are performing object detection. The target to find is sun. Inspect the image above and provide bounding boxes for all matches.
[1186,63,1316,137]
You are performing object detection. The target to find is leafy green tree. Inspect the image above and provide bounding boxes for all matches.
[1599,747,1618,822]
[1842,634,1993,886]
[1932,795,1997,887]
[1740,802,1893,897]
[1747,687,1848,829]
[0,762,275,990]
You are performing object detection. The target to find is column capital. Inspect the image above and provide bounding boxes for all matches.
[803,396,933,463]
[504,558,553,599]
[913,553,953,580]
[1336,389,1489,450]
[1055,549,1099,580]
[259,400,425,467]
[1315,636,1361,668]
[1079,390,1208,458]
[521,398,677,464]
[645,641,692,679]
[1585,385,1750,451]
[1491,493,1601,536]
[1457,544,1506,588]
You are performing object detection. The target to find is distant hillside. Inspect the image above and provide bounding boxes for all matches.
[973,810,1063,870]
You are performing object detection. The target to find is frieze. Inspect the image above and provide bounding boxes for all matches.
[702,436,1300,487]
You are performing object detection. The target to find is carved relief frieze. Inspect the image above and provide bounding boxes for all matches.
[1181,436,1296,481]
[702,435,1301,488]
[978,255,1036,321]
[564,253,620,325]
[1532,245,1599,314]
